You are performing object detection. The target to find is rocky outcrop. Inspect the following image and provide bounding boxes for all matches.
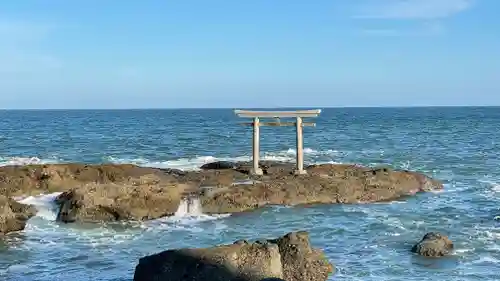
[411,232,454,257]
[133,231,333,281]
[0,164,178,197]
[55,182,190,223]
[200,163,443,214]
[0,162,443,223]
[0,195,36,235]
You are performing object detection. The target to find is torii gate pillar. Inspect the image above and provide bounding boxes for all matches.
[234,109,321,176]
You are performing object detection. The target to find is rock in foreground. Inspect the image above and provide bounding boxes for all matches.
[133,231,333,281]
[411,232,454,257]
[0,195,36,235]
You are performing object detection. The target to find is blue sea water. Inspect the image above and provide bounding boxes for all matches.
[0,107,500,281]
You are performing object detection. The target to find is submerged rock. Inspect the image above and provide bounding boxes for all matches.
[411,232,454,257]
[0,195,36,235]
[133,231,334,281]
[0,162,443,223]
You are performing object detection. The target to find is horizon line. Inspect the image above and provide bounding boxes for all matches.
[1,105,500,111]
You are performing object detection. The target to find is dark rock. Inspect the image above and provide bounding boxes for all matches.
[200,161,237,170]
[133,231,334,281]
[255,239,269,245]
[158,168,188,177]
[234,161,295,175]
[0,195,36,235]
[411,232,454,257]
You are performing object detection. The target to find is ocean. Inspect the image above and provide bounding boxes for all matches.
[0,107,499,281]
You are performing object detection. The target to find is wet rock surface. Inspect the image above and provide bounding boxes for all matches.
[411,232,454,257]
[133,231,333,281]
[0,162,443,223]
[0,195,36,235]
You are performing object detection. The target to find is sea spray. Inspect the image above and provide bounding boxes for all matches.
[174,196,203,217]
[17,192,62,221]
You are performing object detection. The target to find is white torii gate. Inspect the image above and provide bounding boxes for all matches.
[234,109,321,175]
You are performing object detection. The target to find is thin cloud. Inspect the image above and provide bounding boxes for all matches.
[361,22,445,37]
[354,1,468,37]
[356,0,474,20]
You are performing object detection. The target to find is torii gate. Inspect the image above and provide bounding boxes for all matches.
[234,109,321,175]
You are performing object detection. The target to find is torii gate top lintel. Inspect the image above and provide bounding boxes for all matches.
[234,109,322,176]
[234,109,321,118]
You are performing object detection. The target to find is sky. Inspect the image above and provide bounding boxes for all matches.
[0,0,498,109]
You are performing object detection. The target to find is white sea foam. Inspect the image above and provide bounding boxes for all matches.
[372,200,408,205]
[1,148,342,170]
[9,192,230,251]
[478,179,500,192]
[486,244,500,252]
[17,192,62,221]
[16,191,228,228]
[149,197,230,227]
[104,148,340,170]
[482,230,500,240]
[174,197,203,217]
[454,247,475,254]
[429,189,445,194]
[0,156,60,166]
[475,179,500,200]
[2,149,437,245]
[468,255,500,265]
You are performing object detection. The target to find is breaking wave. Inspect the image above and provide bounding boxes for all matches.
[17,192,62,221]
[0,148,341,170]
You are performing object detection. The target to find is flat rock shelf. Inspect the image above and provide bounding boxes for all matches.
[0,161,443,232]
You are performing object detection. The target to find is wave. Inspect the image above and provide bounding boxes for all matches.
[0,156,61,166]
[11,192,229,246]
[0,148,341,170]
[478,179,500,193]
[106,148,341,171]
[17,192,62,221]
[0,149,436,173]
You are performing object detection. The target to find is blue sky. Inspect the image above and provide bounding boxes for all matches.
[0,0,498,109]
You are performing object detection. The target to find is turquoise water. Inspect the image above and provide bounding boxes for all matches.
[1,107,499,280]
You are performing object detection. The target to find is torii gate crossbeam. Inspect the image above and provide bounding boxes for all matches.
[234,109,321,175]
